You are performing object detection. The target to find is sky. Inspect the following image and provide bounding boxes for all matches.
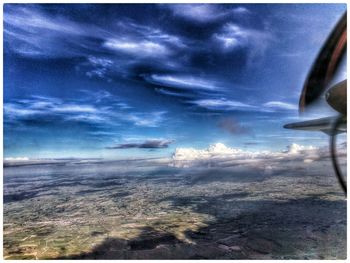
[3,4,347,159]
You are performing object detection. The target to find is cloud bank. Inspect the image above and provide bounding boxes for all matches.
[171,142,325,168]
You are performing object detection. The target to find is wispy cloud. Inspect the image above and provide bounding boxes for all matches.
[84,56,114,80]
[4,97,108,125]
[213,22,274,65]
[124,111,167,127]
[233,6,251,14]
[146,74,221,91]
[79,89,114,103]
[3,4,274,110]
[117,19,187,49]
[104,39,171,58]
[4,5,104,58]
[4,6,84,35]
[263,101,298,111]
[4,103,43,118]
[4,4,184,66]
[191,98,256,111]
[163,4,250,23]
[154,88,195,98]
[106,139,174,149]
[4,93,167,128]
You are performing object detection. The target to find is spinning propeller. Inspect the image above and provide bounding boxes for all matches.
[284,12,347,195]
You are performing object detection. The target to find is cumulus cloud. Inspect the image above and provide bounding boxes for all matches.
[171,142,323,168]
[172,143,243,161]
[283,143,316,154]
[106,139,174,149]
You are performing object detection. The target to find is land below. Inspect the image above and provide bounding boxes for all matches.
[3,154,346,259]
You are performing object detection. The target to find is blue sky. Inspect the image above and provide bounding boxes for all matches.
[4,4,346,159]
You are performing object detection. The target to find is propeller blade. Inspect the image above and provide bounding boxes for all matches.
[299,12,347,113]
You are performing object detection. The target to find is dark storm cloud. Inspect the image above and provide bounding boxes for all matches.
[106,139,174,149]
[218,118,251,135]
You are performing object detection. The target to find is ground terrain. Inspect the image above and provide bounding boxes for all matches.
[3,155,347,259]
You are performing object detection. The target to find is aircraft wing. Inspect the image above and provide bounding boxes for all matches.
[284,116,347,135]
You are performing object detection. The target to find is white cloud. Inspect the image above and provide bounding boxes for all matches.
[191,98,256,111]
[5,95,167,128]
[232,7,251,14]
[4,5,102,58]
[4,157,29,161]
[4,6,84,36]
[171,142,322,168]
[124,111,167,127]
[104,39,170,57]
[263,101,298,111]
[155,88,191,98]
[117,19,187,49]
[5,99,109,125]
[147,74,221,91]
[53,104,97,114]
[167,4,225,23]
[79,90,114,103]
[214,23,249,50]
[4,5,182,61]
[88,56,113,67]
[65,114,107,123]
[3,4,188,86]
[165,4,250,23]
[84,56,114,80]
[213,22,274,65]
[214,34,240,49]
[4,103,42,117]
[173,143,243,161]
[5,97,100,116]
[283,143,316,154]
